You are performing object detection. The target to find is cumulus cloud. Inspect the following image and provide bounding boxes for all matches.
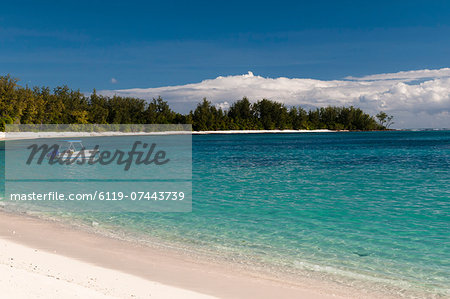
[100,69,450,128]
[111,78,118,84]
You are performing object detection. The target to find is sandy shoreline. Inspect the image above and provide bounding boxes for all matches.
[0,237,216,299]
[0,129,335,141]
[0,210,396,299]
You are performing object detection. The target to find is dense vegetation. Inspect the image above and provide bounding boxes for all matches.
[0,75,388,131]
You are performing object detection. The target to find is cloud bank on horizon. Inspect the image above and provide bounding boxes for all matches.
[100,68,450,128]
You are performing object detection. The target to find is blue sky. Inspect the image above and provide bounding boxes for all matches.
[1,0,450,91]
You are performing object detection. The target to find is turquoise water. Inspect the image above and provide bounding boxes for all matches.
[1,131,449,297]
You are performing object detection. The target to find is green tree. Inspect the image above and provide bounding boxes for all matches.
[307,109,321,129]
[145,96,175,124]
[88,90,109,124]
[228,97,258,129]
[376,111,394,129]
[252,99,289,129]
[192,98,226,130]
[0,75,22,123]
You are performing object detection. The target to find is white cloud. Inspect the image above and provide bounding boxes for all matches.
[111,78,118,84]
[346,68,450,81]
[100,69,450,128]
[215,101,230,111]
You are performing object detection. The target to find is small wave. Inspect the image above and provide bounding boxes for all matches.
[292,260,449,298]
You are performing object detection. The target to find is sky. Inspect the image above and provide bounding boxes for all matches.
[1,0,450,128]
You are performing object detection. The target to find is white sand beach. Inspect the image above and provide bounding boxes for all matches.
[0,211,386,299]
[0,129,335,141]
[0,238,216,299]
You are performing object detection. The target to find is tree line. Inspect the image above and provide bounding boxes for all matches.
[0,75,389,131]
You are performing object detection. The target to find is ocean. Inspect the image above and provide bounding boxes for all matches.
[1,131,449,297]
